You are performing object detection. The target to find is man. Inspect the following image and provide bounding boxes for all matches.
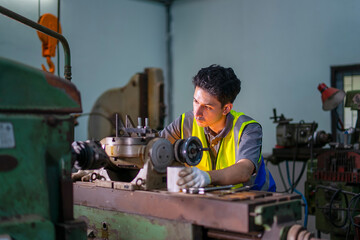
[160,64,276,192]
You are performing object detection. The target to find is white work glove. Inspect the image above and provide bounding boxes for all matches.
[177,167,211,188]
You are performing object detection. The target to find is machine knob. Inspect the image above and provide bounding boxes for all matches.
[174,137,203,166]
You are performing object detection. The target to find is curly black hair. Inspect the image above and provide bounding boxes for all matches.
[192,64,241,106]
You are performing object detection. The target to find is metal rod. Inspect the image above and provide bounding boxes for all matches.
[165,2,173,122]
[316,206,360,212]
[0,5,72,81]
[137,117,142,128]
[57,0,61,77]
[115,113,119,137]
[316,185,358,196]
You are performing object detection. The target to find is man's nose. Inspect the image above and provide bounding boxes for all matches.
[194,105,203,117]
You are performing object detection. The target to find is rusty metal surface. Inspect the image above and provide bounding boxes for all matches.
[45,73,82,112]
[73,182,299,234]
[207,229,262,240]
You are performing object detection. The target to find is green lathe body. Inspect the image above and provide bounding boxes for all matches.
[0,57,86,240]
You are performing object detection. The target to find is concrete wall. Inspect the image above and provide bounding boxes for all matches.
[171,0,360,154]
[171,1,360,235]
[0,0,167,141]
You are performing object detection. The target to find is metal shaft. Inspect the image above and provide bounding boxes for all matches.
[115,113,119,137]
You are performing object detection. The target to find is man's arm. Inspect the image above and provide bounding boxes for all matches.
[158,115,182,144]
[209,122,261,186]
[208,159,255,185]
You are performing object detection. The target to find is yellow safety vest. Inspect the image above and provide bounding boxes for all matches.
[181,110,261,172]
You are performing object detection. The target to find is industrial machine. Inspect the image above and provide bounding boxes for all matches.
[0,6,315,240]
[270,108,331,150]
[87,67,165,141]
[72,132,309,239]
[0,57,86,239]
[269,84,360,240]
[72,114,204,191]
[70,84,315,240]
[305,149,360,240]
[305,86,360,240]
[73,182,308,240]
[0,6,86,240]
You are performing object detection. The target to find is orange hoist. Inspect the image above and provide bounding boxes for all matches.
[37,13,61,73]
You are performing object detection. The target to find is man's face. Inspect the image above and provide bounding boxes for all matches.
[193,87,231,133]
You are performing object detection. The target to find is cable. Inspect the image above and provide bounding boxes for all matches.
[328,189,349,228]
[335,109,345,132]
[346,216,352,240]
[291,122,317,191]
[277,163,289,193]
[73,112,114,127]
[292,161,307,190]
[286,160,308,227]
[291,122,301,193]
[288,121,315,193]
[348,194,360,228]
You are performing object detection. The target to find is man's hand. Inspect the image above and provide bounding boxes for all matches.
[177,167,211,188]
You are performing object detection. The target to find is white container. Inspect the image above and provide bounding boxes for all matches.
[167,166,186,192]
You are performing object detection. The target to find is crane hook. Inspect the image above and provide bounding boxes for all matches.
[41,56,55,73]
[37,13,61,74]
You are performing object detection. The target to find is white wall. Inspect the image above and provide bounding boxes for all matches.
[171,1,360,236]
[0,0,57,68]
[0,0,167,141]
[172,0,360,154]
[61,0,167,141]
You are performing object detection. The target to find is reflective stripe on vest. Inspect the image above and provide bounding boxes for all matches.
[180,110,276,191]
[180,110,261,171]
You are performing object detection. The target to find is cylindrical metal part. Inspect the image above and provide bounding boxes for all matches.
[72,141,109,170]
[137,117,142,128]
[147,138,174,173]
[115,113,119,137]
[101,136,153,168]
[174,137,202,166]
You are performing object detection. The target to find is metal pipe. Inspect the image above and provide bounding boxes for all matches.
[165,1,173,122]
[115,113,119,137]
[316,185,358,196]
[0,5,72,81]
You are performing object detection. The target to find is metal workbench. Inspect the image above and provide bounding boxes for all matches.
[73,182,302,239]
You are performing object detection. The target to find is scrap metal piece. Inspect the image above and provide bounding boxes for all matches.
[183,185,234,194]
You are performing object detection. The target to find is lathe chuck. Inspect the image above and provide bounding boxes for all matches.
[147,138,174,173]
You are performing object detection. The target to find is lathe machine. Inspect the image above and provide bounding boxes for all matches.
[0,6,315,239]
[70,95,315,240]
[0,58,316,240]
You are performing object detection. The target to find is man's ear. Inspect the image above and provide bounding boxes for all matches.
[223,103,233,115]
